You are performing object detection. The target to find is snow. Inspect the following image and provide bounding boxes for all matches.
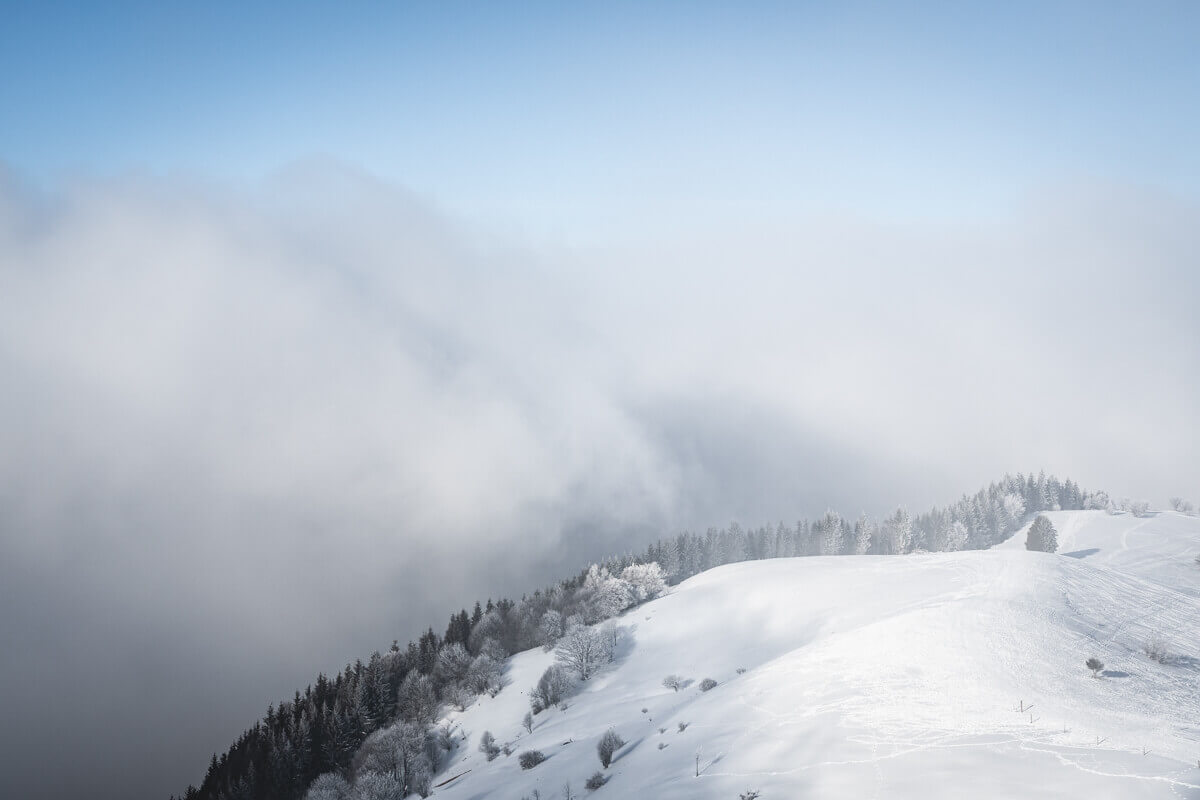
[430,510,1200,799]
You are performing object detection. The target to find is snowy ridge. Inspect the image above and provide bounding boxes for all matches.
[431,511,1200,799]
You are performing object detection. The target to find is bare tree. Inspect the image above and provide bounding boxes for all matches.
[557,625,606,680]
[522,711,534,733]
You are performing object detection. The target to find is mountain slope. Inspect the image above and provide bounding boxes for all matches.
[430,510,1200,799]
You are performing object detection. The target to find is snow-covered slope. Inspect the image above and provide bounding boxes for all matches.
[432,511,1200,799]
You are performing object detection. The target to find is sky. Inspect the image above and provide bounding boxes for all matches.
[1,3,1198,800]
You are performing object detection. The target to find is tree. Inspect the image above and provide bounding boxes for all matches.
[530,664,572,713]
[621,562,667,602]
[351,771,404,800]
[305,773,350,800]
[1086,657,1104,677]
[1026,515,1057,553]
[538,609,564,649]
[522,711,534,733]
[597,729,625,768]
[478,731,500,761]
[662,674,683,692]
[396,673,438,724]
[556,625,606,680]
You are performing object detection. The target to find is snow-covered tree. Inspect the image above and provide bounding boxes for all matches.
[478,731,500,761]
[1002,493,1026,532]
[1025,515,1057,553]
[530,664,573,713]
[435,642,473,686]
[305,773,350,800]
[556,624,606,680]
[396,673,438,725]
[580,565,634,623]
[620,562,667,603]
[464,653,500,696]
[537,609,563,650]
[881,508,913,554]
[597,729,625,768]
[351,771,404,800]
[662,674,683,692]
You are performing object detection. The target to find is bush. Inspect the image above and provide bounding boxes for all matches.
[1086,657,1104,677]
[597,729,625,768]
[584,771,606,790]
[530,664,573,713]
[479,731,500,761]
[1143,635,1170,664]
[677,722,688,732]
[699,678,718,692]
[519,750,547,770]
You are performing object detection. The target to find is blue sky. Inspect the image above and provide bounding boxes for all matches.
[3,1,1198,239]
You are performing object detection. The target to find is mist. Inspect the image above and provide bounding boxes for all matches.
[0,162,1197,800]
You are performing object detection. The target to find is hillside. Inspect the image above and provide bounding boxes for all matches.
[430,510,1200,799]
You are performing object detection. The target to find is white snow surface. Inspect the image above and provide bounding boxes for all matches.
[429,511,1200,799]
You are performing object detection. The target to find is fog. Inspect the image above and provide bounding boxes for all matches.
[0,163,1196,800]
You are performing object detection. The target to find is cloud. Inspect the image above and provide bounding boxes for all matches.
[0,164,1196,800]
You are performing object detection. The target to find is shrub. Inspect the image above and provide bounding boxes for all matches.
[530,664,573,713]
[1143,635,1170,664]
[699,678,718,692]
[1086,657,1104,677]
[597,729,625,768]
[736,667,747,674]
[657,742,667,750]
[519,750,547,769]
[479,731,500,761]
[584,771,606,790]
[677,722,688,732]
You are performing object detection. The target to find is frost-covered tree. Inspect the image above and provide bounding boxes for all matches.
[396,673,438,724]
[351,771,404,800]
[556,624,606,680]
[598,620,621,663]
[580,565,634,623]
[620,562,667,603]
[538,609,564,650]
[597,729,625,768]
[852,514,874,555]
[353,723,432,798]
[305,773,350,800]
[466,653,503,696]
[1002,493,1026,532]
[662,674,683,692]
[478,731,500,761]
[435,643,473,686]
[818,510,844,555]
[881,508,913,554]
[1026,515,1057,553]
[530,664,573,713]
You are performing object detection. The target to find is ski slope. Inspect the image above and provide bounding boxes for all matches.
[430,511,1200,799]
